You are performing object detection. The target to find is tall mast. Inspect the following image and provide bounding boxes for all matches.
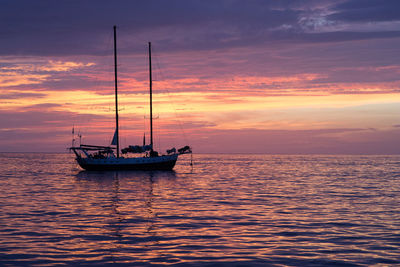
[114,25,120,158]
[148,42,153,150]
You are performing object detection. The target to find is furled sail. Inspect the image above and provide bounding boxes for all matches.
[121,145,153,154]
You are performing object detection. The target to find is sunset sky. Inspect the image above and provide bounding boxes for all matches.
[1,0,400,154]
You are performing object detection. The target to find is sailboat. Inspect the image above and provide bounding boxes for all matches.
[70,26,191,171]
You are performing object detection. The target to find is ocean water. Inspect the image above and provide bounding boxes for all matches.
[0,153,399,266]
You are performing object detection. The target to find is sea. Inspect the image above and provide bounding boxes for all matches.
[0,153,399,266]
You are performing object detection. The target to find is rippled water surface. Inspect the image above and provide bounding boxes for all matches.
[1,153,400,266]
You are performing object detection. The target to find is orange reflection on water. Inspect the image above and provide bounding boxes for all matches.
[1,154,399,265]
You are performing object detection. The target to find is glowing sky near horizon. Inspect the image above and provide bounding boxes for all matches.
[1,0,400,153]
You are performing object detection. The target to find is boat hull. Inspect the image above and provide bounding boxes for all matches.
[76,154,178,171]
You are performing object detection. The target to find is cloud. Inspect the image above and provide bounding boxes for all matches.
[0,109,103,130]
[0,91,46,99]
[328,0,400,23]
[1,0,400,154]
[0,59,96,88]
[2,0,400,57]
[1,60,95,72]
[0,71,49,87]
[21,103,63,111]
[0,0,294,55]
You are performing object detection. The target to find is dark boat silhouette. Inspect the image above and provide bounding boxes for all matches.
[70,26,191,171]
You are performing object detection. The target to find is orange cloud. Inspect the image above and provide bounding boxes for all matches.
[0,60,95,72]
[37,60,95,72]
[0,59,95,88]
[0,71,50,87]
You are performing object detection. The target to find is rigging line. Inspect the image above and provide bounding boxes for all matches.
[154,118,161,152]
[69,30,114,139]
[149,45,165,151]
[79,30,116,143]
[152,47,190,145]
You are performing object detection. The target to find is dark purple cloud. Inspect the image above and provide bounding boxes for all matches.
[0,92,46,99]
[329,0,400,22]
[1,0,400,56]
[0,0,295,55]
[0,109,105,129]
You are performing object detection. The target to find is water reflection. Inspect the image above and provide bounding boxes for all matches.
[1,154,400,266]
[74,170,178,263]
[76,169,176,181]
